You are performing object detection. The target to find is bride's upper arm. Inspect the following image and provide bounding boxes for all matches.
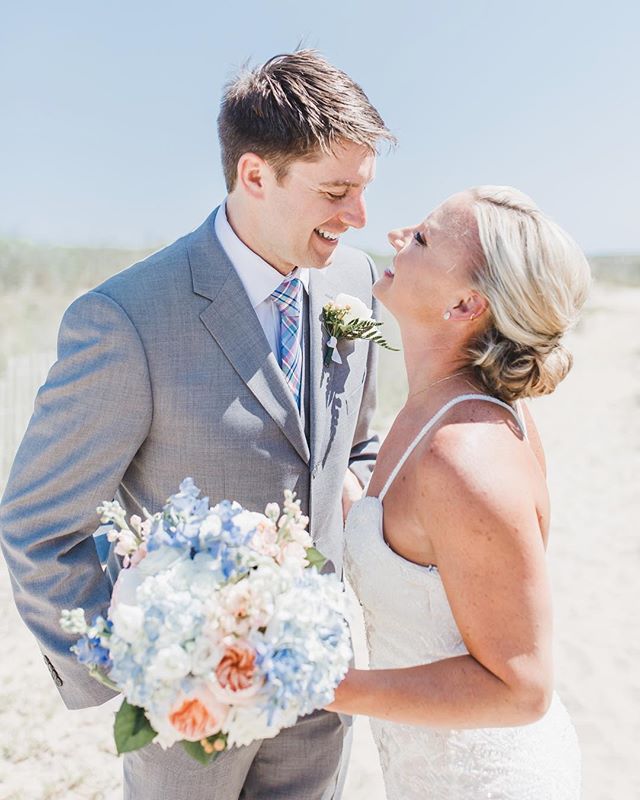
[417,421,554,707]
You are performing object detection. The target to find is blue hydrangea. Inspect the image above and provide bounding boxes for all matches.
[73,614,113,669]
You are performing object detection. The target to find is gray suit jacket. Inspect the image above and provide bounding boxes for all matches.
[0,207,379,710]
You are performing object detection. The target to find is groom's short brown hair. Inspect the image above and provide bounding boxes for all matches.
[218,49,395,191]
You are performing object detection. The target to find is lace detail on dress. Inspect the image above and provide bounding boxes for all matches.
[343,394,580,799]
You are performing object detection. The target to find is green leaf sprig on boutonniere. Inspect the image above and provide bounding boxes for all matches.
[322,293,399,366]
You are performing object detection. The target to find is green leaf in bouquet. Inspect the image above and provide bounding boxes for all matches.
[114,699,157,754]
[305,546,328,571]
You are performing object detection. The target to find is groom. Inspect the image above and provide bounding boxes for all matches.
[0,51,394,798]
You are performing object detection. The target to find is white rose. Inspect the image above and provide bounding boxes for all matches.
[334,293,373,324]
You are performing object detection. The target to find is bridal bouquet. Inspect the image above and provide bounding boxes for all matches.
[60,479,351,763]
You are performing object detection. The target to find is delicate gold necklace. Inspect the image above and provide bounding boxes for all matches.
[406,369,476,402]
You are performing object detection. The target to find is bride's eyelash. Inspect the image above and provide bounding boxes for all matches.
[414,230,426,245]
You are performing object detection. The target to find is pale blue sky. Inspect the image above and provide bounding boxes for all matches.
[1,0,638,256]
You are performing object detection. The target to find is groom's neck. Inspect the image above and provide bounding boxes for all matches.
[224,193,289,276]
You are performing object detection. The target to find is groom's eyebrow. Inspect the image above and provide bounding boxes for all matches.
[318,180,357,187]
[318,178,372,188]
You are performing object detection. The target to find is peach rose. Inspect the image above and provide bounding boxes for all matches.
[169,689,228,741]
[216,643,257,692]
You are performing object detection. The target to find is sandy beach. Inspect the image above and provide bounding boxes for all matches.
[1,281,638,800]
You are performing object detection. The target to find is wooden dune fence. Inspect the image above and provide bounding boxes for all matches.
[0,351,56,494]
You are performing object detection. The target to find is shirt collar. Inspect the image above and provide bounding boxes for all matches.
[215,200,309,309]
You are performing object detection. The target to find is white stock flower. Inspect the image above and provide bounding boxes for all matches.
[278,541,308,571]
[60,608,88,635]
[97,500,129,529]
[287,522,312,548]
[250,522,280,558]
[108,528,139,558]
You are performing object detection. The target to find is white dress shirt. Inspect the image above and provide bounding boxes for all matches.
[214,200,309,361]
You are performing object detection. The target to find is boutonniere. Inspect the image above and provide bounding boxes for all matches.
[321,293,399,366]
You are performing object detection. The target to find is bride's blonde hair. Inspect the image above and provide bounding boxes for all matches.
[466,186,591,402]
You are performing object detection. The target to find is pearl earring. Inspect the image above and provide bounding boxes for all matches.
[443,311,451,320]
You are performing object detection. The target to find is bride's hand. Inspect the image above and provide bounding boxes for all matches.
[341,469,363,521]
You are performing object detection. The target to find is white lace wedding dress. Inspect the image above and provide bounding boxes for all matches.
[344,394,581,799]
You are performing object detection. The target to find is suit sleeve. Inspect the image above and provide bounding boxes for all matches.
[0,290,152,709]
[348,256,381,487]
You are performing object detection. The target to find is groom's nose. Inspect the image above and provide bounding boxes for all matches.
[339,192,367,229]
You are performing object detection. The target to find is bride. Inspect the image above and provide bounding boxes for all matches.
[330,186,590,798]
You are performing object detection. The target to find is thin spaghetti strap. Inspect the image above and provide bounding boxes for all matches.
[517,399,528,439]
[378,393,527,503]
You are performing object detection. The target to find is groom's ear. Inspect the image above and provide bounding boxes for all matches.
[236,153,269,199]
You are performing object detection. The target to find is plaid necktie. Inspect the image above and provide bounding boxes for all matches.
[271,277,303,409]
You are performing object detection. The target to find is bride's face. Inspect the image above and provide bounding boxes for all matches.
[374,192,479,325]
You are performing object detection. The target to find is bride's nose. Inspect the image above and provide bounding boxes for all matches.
[388,228,408,252]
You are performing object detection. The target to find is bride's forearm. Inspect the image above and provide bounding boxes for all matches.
[328,656,552,728]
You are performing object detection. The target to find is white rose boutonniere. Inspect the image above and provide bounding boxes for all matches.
[322,292,399,366]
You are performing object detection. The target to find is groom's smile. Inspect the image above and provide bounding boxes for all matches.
[314,227,341,243]
[245,140,377,275]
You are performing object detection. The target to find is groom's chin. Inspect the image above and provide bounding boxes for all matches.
[306,253,337,270]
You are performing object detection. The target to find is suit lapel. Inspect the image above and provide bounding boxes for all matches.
[188,209,310,464]
[308,265,345,467]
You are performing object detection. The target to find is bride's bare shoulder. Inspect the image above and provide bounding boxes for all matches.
[415,398,544,505]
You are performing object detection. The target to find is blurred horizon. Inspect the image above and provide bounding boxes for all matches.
[1,231,639,262]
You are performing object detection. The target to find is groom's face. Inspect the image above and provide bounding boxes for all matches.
[259,140,376,273]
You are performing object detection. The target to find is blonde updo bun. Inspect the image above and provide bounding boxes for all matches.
[466,186,591,401]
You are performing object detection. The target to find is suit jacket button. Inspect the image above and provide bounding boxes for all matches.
[43,655,63,687]
[311,466,319,479]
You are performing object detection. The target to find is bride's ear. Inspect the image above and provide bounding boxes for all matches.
[448,292,488,322]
